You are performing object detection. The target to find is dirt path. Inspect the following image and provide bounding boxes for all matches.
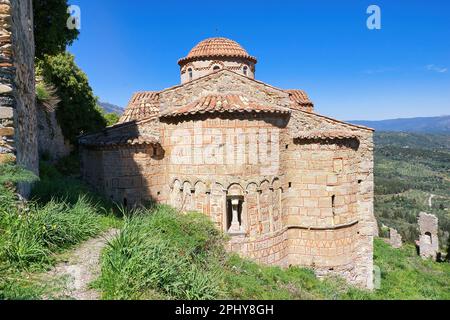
[45,229,118,300]
[428,194,435,208]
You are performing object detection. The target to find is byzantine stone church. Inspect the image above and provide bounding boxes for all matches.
[80,38,376,288]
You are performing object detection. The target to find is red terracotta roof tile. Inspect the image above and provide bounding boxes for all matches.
[80,134,159,148]
[161,94,291,118]
[295,130,360,140]
[285,89,314,112]
[178,38,257,66]
[118,91,160,124]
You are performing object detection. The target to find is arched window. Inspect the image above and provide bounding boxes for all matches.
[188,68,193,80]
[424,232,432,244]
[213,65,221,71]
[243,66,248,76]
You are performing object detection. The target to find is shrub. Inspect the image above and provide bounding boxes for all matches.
[37,53,107,144]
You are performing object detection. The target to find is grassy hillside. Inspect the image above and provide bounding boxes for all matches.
[95,205,450,300]
[374,132,450,249]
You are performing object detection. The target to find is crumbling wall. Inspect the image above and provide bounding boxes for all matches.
[0,0,38,194]
[37,105,71,161]
[417,212,439,260]
[388,228,402,248]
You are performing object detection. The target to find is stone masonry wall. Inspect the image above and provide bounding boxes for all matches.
[0,0,38,193]
[180,57,255,84]
[284,110,375,288]
[37,104,71,161]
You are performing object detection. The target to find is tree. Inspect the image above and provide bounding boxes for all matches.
[37,53,107,144]
[101,111,120,127]
[33,0,79,58]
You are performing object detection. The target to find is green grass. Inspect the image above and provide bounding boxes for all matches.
[0,158,121,300]
[96,205,226,300]
[370,239,450,300]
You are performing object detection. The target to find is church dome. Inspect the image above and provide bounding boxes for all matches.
[178,37,257,66]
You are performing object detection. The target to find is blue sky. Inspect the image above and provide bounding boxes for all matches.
[69,0,449,121]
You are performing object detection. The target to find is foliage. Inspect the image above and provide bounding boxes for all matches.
[36,80,61,113]
[37,53,107,144]
[33,0,79,58]
[97,206,226,300]
[96,105,120,127]
[0,163,38,187]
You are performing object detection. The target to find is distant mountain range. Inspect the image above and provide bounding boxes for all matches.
[99,102,123,115]
[349,115,450,133]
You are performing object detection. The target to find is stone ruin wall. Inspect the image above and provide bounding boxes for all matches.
[418,212,439,260]
[37,105,71,161]
[0,0,38,194]
[387,228,403,248]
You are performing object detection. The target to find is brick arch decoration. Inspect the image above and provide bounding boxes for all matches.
[180,62,195,75]
[208,60,226,70]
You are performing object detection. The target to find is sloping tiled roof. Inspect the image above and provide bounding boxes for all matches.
[118,91,160,124]
[285,90,314,112]
[160,95,291,118]
[79,133,159,148]
[294,130,360,140]
[178,37,257,66]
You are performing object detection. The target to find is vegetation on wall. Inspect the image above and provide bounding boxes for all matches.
[36,53,107,144]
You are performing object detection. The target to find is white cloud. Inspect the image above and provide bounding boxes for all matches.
[426,64,447,73]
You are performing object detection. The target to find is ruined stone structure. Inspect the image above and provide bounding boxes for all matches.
[417,212,439,260]
[37,105,71,161]
[80,38,376,288]
[387,228,402,249]
[0,0,38,193]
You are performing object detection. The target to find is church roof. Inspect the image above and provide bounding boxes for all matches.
[285,90,314,112]
[178,37,257,66]
[160,94,291,118]
[79,134,159,148]
[118,91,160,124]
